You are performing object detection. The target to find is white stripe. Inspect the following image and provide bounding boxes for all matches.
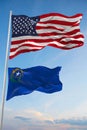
[10,46,42,56]
[11,32,83,41]
[40,15,82,22]
[36,26,80,34]
[11,35,64,41]
[37,23,65,30]
[37,29,65,34]
[10,37,84,49]
[10,41,65,49]
[63,43,79,48]
[10,41,80,57]
[61,37,84,42]
[37,21,80,30]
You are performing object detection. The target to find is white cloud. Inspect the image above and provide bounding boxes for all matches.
[2,106,87,130]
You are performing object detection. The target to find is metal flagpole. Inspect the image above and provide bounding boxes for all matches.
[0,11,12,130]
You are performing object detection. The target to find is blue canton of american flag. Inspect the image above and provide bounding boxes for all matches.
[10,13,84,59]
[12,15,40,37]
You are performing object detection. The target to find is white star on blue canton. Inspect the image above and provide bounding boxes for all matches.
[12,15,40,37]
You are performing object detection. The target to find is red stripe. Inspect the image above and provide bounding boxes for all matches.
[59,40,84,45]
[37,29,81,36]
[48,43,83,49]
[11,36,83,53]
[40,13,83,19]
[36,25,64,31]
[72,34,84,38]
[10,47,44,53]
[10,13,84,59]
[38,20,79,26]
[9,49,41,59]
[10,43,44,52]
[10,41,83,59]
[10,40,83,54]
[11,33,84,45]
[36,23,79,30]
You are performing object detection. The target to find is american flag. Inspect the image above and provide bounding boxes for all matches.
[10,13,84,59]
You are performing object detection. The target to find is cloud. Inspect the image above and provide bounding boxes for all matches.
[3,107,87,130]
[44,120,54,124]
[68,128,87,130]
[54,117,87,126]
[15,116,31,122]
[14,114,87,126]
[14,115,54,126]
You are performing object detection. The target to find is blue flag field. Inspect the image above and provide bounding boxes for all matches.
[6,66,62,100]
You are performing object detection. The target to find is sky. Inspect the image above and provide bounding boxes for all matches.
[0,0,87,130]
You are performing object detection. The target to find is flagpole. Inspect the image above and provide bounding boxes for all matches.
[0,11,12,130]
